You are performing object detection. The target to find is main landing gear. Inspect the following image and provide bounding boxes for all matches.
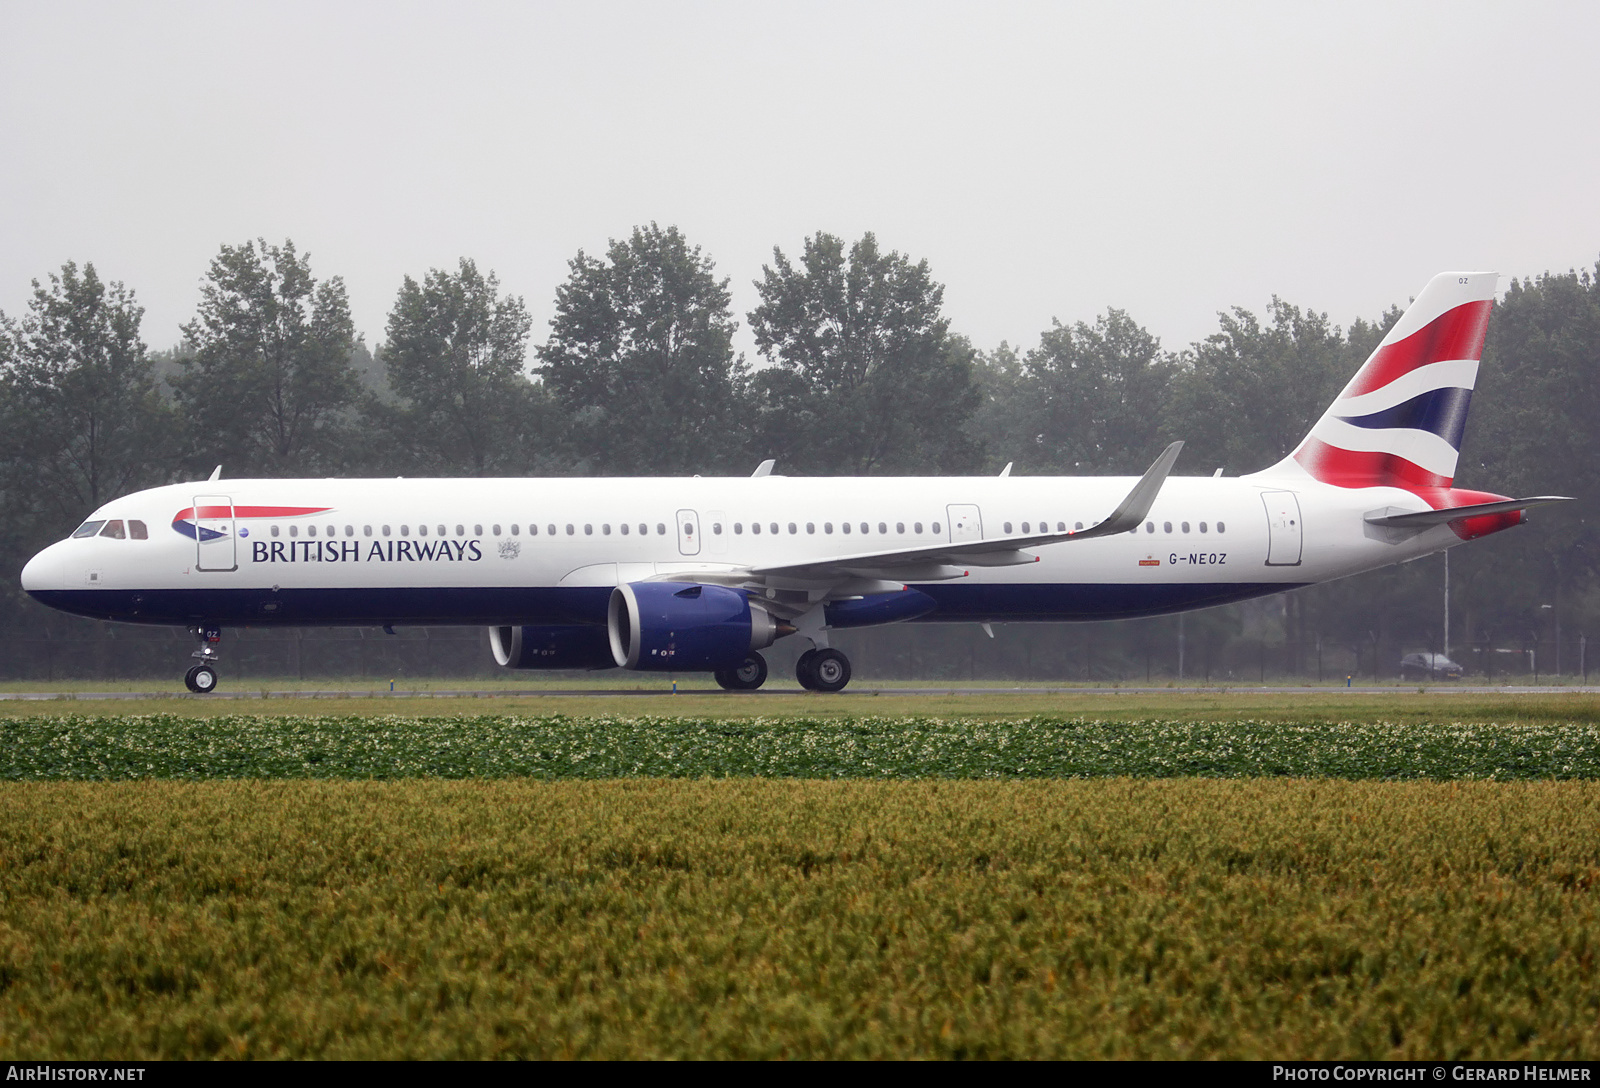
[795,647,851,693]
[714,652,769,691]
[185,625,222,694]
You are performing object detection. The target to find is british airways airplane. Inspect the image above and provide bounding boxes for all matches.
[19,272,1569,693]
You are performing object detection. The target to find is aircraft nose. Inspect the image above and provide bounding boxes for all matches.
[20,542,64,593]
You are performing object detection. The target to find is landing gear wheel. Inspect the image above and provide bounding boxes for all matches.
[715,652,768,691]
[809,649,851,692]
[798,648,851,693]
[185,664,219,694]
[795,649,819,691]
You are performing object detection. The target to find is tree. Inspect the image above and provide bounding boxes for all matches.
[174,239,358,476]
[538,224,747,475]
[0,262,173,518]
[1163,298,1352,476]
[1015,309,1174,474]
[748,232,979,475]
[379,259,539,475]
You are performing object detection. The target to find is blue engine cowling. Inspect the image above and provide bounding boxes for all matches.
[608,582,782,670]
[824,588,938,628]
[489,624,617,670]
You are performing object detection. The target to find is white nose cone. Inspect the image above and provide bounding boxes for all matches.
[20,543,63,593]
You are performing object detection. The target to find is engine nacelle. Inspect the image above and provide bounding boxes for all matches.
[824,587,938,629]
[489,624,617,670]
[608,582,782,670]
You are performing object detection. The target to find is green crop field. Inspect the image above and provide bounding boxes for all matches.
[1,701,1598,1059]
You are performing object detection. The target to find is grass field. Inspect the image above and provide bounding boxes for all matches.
[1,695,1597,1059]
[2,778,1597,1059]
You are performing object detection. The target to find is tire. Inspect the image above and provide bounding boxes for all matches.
[808,649,851,693]
[715,652,767,691]
[795,649,819,691]
[186,664,218,694]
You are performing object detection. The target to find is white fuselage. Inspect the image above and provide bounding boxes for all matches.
[21,473,1461,629]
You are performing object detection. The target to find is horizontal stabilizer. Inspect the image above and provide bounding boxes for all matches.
[1365,496,1573,528]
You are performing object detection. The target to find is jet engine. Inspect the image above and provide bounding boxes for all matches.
[608,582,785,670]
[489,624,617,670]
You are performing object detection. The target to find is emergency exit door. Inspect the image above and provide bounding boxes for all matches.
[1261,491,1303,566]
[192,494,237,572]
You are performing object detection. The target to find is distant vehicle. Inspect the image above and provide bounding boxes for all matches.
[1400,652,1463,680]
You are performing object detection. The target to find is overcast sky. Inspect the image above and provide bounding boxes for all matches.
[2,1,1597,363]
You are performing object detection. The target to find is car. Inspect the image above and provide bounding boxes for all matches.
[1400,652,1463,680]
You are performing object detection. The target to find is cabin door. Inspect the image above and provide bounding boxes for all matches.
[947,504,983,542]
[192,494,237,572]
[1261,491,1303,566]
[676,509,701,556]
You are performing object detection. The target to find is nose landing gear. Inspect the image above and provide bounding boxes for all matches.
[185,625,222,693]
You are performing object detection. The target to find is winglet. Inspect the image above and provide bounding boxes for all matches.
[751,459,776,478]
[1072,441,1183,539]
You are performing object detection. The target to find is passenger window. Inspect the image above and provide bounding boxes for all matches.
[1003,522,1013,533]
[638,524,646,535]
[417,524,426,536]
[1074,522,1083,531]
[712,522,722,535]
[896,522,905,534]
[656,523,667,535]
[291,524,300,538]
[326,524,335,537]
[877,522,886,534]
[1217,521,1226,533]
[1163,522,1172,533]
[1021,522,1030,534]
[72,521,105,539]
[788,522,797,534]
[842,522,851,534]
[99,520,126,539]
[768,522,778,535]
[382,525,391,536]
[1181,521,1190,533]
[734,522,743,535]
[492,524,501,536]
[622,523,631,535]
[529,524,538,536]
[402,525,410,537]
[824,522,834,534]
[271,525,281,538]
[859,523,868,534]
[806,522,815,534]
[470,524,479,536]
[437,525,446,537]
[602,524,610,535]
[1200,522,1208,533]
[752,522,762,535]
[1145,521,1154,533]
[914,522,923,534]
[365,526,374,537]
[932,522,941,534]
[129,520,148,540]
[307,525,316,537]
[566,525,575,536]
[684,523,694,537]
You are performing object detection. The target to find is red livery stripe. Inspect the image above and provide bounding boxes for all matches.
[1344,299,1492,397]
[1292,437,1452,490]
[174,505,332,521]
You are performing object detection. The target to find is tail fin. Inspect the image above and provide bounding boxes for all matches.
[1266,271,1498,490]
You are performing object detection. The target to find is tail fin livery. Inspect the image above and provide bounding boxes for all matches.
[1272,271,1498,490]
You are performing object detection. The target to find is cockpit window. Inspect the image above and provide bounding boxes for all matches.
[98,520,126,539]
[128,520,148,539]
[72,521,106,539]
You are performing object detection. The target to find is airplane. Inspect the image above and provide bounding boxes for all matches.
[18,271,1571,694]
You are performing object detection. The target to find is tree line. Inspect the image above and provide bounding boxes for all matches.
[2,227,1596,678]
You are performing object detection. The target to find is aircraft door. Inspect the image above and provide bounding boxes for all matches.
[947,504,983,542]
[193,494,237,572]
[1261,491,1303,566]
[676,509,701,556]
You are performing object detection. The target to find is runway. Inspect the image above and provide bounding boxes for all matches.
[0,685,1592,701]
